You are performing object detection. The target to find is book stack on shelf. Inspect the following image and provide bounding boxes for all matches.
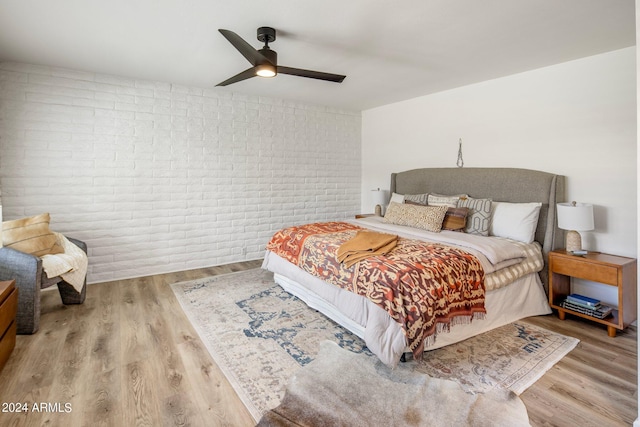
[561,293,614,319]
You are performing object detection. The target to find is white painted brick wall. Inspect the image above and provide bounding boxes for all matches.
[0,62,361,283]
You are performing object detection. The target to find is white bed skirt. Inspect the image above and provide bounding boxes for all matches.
[262,250,552,367]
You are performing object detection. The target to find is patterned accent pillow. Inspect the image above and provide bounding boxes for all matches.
[2,213,64,256]
[427,193,468,208]
[383,202,447,232]
[403,193,429,205]
[457,197,492,236]
[442,207,469,232]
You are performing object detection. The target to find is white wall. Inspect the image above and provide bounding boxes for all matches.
[362,47,636,305]
[0,62,361,283]
[635,3,640,427]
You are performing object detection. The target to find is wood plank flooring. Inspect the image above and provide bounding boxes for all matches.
[0,261,636,426]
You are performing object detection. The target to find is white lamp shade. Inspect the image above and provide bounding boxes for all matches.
[371,189,386,206]
[557,202,594,231]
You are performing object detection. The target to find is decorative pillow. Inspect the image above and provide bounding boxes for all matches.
[2,213,64,256]
[404,193,429,205]
[490,201,542,243]
[427,193,468,208]
[457,197,492,236]
[383,202,447,233]
[442,207,469,232]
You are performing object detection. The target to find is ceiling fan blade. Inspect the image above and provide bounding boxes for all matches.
[216,66,257,87]
[218,29,270,66]
[277,66,346,83]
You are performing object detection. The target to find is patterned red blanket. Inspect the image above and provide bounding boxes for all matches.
[266,222,486,358]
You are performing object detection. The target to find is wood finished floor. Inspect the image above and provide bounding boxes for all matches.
[0,261,636,427]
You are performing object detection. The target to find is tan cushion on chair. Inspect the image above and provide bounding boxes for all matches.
[2,213,64,256]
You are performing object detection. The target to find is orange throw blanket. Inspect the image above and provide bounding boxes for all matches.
[337,230,398,267]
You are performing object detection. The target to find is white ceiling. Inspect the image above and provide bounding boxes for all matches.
[0,0,635,111]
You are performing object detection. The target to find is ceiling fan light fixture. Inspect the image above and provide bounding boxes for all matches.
[216,27,345,86]
[256,64,276,78]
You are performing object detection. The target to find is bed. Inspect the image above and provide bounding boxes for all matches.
[262,167,565,367]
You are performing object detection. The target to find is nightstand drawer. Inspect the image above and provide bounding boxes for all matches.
[0,284,17,337]
[552,256,618,285]
[0,321,16,372]
[0,281,17,373]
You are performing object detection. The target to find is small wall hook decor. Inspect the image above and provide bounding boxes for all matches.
[456,138,464,168]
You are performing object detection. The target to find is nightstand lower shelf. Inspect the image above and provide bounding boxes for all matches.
[552,304,619,337]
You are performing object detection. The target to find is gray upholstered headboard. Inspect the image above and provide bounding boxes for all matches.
[390,167,565,289]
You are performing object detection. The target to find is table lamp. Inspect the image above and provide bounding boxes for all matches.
[371,188,387,216]
[557,201,594,253]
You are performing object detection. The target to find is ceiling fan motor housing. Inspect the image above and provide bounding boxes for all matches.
[259,48,277,65]
[257,27,276,44]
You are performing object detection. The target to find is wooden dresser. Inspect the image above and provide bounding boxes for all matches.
[0,280,17,372]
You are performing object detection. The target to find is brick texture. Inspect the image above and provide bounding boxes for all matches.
[0,62,361,283]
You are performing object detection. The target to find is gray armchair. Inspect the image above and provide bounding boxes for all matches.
[0,237,87,334]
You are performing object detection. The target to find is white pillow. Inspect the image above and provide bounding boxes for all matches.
[389,192,405,204]
[489,202,542,243]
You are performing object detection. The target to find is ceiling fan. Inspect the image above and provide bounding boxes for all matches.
[216,27,346,86]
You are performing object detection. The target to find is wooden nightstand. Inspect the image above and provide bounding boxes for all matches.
[0,280,17,372]
[548,250,637,337]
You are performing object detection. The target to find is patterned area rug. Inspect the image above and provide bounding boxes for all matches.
[170,268,578,422]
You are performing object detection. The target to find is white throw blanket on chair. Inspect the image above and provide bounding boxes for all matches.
[41,233,88,293]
